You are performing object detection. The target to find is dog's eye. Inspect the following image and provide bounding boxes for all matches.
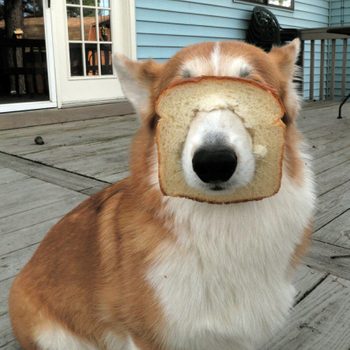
[182,69,192,78]
[149,114,160,130]
[282,114,290,125]
[239,69,250,78]
[239,67,251,78]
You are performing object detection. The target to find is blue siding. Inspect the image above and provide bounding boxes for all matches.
[135,0,349,100]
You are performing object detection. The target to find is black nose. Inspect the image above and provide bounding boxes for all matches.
[192,147,237,183]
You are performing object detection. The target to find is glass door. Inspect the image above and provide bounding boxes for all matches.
[0,0,56,112]
[51,0,134,107]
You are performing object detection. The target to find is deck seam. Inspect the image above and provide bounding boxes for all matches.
[294,272,330,306]
[0,151,110,194]
[317,178,350,197]
[316,158,350,176]
[0,242,39,261]
[314,209,350,233]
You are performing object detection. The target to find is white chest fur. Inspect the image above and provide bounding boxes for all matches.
[147,164,315,350]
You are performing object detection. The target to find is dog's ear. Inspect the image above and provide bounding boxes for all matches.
[268,38,301,80]
[114,54,163,115]
[269,39,302,122]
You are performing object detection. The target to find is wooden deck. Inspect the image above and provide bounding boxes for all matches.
[0,102,349,349]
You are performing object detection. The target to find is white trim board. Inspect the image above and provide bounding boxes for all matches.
[0,101,57,114]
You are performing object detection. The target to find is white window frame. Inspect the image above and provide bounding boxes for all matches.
[65,0,114,79]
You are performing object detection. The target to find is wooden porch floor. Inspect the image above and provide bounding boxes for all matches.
[0,102,349,349]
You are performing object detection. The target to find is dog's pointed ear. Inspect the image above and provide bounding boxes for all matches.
[114,54,163,115]
[269,39,301,80]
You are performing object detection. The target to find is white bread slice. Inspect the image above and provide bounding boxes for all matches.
[155,76,286,203]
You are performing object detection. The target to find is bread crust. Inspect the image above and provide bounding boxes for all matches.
[155,76,286,204]
[155,76,286,120]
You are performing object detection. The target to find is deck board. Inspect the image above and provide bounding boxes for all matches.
[313,145,350,175]
[303,240,350,281]
[261,276,350,350]
[315,180,350,231]
[315,159,350,195]
[313,210,350,249]
[0,102,349,349]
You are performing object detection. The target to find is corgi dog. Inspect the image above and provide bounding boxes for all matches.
[9,39,315,350]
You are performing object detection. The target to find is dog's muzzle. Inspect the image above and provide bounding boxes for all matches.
[181,108,255,194]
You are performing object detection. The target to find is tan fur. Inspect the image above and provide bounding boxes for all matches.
[9,39,312,350]
[291,222,314,268]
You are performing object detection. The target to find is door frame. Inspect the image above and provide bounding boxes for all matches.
[52,0,136,108]
[0,0,57,114]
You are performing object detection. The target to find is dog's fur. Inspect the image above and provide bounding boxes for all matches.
[9,40,315,350]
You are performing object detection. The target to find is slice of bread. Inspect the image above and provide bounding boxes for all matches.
[155,76,286,203]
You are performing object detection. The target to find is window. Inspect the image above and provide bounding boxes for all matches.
[66,0,113,77]
[237,0,294,10]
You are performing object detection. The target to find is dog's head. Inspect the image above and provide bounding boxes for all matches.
[114,40,301,204]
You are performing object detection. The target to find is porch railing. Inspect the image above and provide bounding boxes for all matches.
[0,38,49,98]
[300,28,349,101]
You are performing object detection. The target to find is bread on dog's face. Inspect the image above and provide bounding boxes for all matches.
[114,40,302,205]
[155,77,286,203]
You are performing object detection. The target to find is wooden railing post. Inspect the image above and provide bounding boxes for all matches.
[320,39,325,100]
[341,38,348,99]
[309,40,315,101]
[300,28,349,102]
[330,39,336,100]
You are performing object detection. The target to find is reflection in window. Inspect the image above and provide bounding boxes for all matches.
[83,8,97,41]
[98,10,111,41]
[0,0,50,102]
[66,0,113,77]
[85,43,99,75]
[268,0,292,8]
[98,0,110,7]
[240,0,293,9]
[83,0,96,6]
[100,44,112,75]
[69,43,84,76]
[67,7,82,41]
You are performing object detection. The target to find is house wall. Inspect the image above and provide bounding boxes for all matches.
[135,0,330,99]
[329,0,350,99]
[330,0,350,25]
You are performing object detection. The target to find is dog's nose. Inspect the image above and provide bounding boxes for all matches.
[192,147,237,183]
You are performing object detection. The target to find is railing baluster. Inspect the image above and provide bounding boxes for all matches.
[300,39,305,96]
[309,40,315,101]
[320,39,325,100]
[330,39,336,100]
[341,38,348,99]
[13,45,20,96]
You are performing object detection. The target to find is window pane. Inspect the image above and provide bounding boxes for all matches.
[83,0,96,6]
[245,0,265,4]
[85,44,99,76]
[268,0,292,7]
[67,6,82,40]
[69,43,84,76]
[98,10,111,41]
[100,44,112,75]
[98,0,110,7]
[83,8,97,41]
[67,0,80,4]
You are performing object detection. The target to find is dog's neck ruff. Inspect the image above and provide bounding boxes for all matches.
[147,157,315,350]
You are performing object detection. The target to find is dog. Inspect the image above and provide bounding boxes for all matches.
[9,39,315,350]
